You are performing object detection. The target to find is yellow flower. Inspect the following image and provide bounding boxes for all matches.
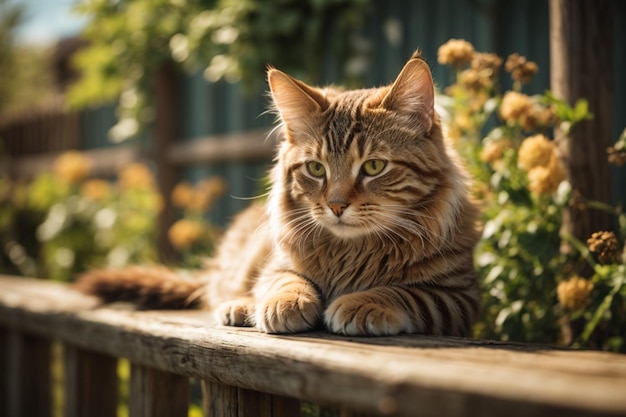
[527,155,567,196]
[480,139,512,164]
[587,231,621,264]
[53,151,91,184]
[437,39,475,67]
[505,53,539,84]
[517,134,556,171]
[499,91,533,124]
[118,163,155,190]
[557,276,594,311]
[189,177,227,213]
[80,179,112,201]
[168,219,204,250]
[171,181,195,208]
[470,52,503,79]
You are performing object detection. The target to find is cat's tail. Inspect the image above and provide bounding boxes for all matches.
[74,265,204,309]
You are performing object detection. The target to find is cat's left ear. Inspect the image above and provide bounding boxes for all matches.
[378,57,435,132]
[268,68,328,140]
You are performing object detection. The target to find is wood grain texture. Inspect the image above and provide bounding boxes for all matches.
[4,329,52,417]
[64,346,118,417]
[129,363,189,417]
[1,276,626,417]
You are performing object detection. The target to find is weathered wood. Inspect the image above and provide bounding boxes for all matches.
[4,329,52,417]
[203,381,239,417]
[129,363,189,417]
[5,145,146,179]
[64,345,118,417]
[202,381,300,417]
[549,0,614,246]
[1,276,626,417]
[340,409,379,417]
[153,62,179,262]
[167,129,276,166]
[0,328,8,417]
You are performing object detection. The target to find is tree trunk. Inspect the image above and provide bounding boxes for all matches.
[549,0,614,252]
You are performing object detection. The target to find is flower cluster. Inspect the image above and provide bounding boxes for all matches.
[168,219,205,250]
[500,91,557,132]
[53,151,91,184]
[505,53,539,85]
[557,276,594,312]
[437,39,475,67]
[587,231,622,264]
[171,178,227,214]
[517,134,567,196]
[1,151,226,280]
[438,39,625,352]
[607,128,626,166]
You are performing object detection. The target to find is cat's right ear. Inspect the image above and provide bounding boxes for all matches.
[268,69,328,139]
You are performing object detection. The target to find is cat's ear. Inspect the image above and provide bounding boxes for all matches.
[268,68,328,137]
[378,57,435,132]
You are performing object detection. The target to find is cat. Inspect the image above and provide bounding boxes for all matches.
[76,50,482,337]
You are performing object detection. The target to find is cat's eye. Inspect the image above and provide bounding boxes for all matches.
[362,159,386,176]
[306,161,326,178]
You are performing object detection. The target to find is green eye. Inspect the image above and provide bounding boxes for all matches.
[362,159,386,176]
[306,161,326,178]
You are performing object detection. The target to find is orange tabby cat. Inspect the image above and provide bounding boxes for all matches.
[76,51,481,337]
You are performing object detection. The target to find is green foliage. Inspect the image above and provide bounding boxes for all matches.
[437,39,626,351]
[0,0,56,117]
[0,151,223,281]
[69,0,372,141]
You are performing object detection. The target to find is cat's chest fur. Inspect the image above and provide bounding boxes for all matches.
[290,234,409,300]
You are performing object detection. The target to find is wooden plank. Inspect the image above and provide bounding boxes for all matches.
[167,129,276,166]
[64,345,118,417]
[4,329,52,417]
[203,381,239,417]
[202,381,300,417]
[6,145,146,179]
[129,363,189,417]
[1,276,626,417]
[0,328,7,417]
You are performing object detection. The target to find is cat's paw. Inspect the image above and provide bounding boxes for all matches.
[215,298,254,327]
[255,292,322,334]
[324,293,413,336]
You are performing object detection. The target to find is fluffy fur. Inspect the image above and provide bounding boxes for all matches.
[76,51,481,337]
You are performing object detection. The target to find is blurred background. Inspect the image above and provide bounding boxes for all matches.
[1,0,625,349]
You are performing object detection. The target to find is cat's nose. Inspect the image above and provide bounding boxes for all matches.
[328,201,349,217]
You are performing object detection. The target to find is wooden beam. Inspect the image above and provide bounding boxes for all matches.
[549,0,614,247]
[64,346,118,417]
[152,62,180,262]
[4,330,52,417]
[129,363,189,417]
[167,129,276,166]
[1,276,625,417]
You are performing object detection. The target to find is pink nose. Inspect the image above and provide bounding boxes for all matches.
[328,202,348,217]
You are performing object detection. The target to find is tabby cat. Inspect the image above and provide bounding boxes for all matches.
[76,51,481,337]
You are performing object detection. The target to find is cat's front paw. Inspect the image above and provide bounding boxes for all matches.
[215,298,254,327]
[324,293,413,336]
[255,293,322,334]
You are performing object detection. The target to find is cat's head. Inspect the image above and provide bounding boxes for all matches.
[268,53,464,244]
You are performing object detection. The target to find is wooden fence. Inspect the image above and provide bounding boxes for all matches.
[1,275,626,417]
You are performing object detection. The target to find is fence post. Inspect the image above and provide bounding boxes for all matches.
[202,380,301,417]
[4,330,52,417]
[64,345,118,417]
[129,363,189,417]
[549,0,614,250]
[152,61,179,262]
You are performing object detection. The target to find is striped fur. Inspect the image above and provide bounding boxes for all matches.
[77,52,481,337]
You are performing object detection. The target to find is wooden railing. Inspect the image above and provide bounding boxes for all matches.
[1,275,626,417]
